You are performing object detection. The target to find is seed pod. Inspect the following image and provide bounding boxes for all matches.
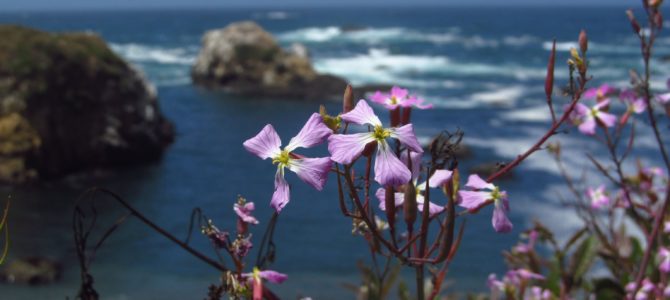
[403,183,418,226]
[343,84,354,113]
[545,40,556,101]
[627,10,641,35]
[655,11,663,29]
[385,186,396,228]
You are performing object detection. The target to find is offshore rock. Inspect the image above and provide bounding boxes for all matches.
[0,257,62,285]
[191,21,348,100]
[0,25,174,183]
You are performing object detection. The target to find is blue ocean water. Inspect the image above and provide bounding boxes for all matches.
[1,5,670,299]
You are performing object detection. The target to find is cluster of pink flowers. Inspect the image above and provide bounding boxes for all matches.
[243,86,514,233]
[488,269,547,300]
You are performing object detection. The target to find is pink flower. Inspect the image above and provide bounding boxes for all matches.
[328,100,423,186]
[568,99,617,135]
[587,185,610,209]
[626,278,656,300]
[664,221,670,233]
[514,230,538,253]
[234,202,259,225]
[371,86,432,110]
[244,113,333,212]
[656,79,670,104]
[531,287,552,300]
[583,84,616,100]
[620,90,648,114]
[659,247,670,273]
[458,174,513,233]
[376,169,452,217]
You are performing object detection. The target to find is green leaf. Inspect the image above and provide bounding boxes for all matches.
[568,235,599,283]
[592,278,625,300]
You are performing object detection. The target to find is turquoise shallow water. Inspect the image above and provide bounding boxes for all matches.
[1,6,670,299]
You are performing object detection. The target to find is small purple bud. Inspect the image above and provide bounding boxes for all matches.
[545,40,556,101]
[627,10,642,34]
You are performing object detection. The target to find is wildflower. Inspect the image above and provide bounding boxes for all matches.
[587,185,610,209]
[583,84,616,100]
[202,220,229,249]
[568,99,617,135]
[234,199,259,225]
[232,235,253,257]
[243,113,333,212]
[665,221,670,233]
[531,287,552,300]
[514,230,538,253]
[376,169,452,217]
[625,278,656,300]
[655,79,670,104]
[328,100,423,186]
[243,268,288,284]
[371,86,432,110]
[659,247,670,273]
[458,174,512,233]
[620,89,648,114]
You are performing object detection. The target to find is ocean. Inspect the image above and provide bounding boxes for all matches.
[1,5,669,299]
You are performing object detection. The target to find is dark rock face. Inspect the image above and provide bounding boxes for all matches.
[0,25,174,183]
[191,21,348,100]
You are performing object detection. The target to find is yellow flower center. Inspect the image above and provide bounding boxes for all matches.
[373,126,391,141]
[390,96,398,105]
[491,187,502,200]
[272,150,290,166]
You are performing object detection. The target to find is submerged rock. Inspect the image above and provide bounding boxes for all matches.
[191,21,348,100]
[0,25,174,183]
[0,257,62,285]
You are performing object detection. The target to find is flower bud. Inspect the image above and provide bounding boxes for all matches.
[579,30,588,53]
[403,183,417,227]
[390,107,400,127]
[343,84,354,113]
[400,107,412,125]
[545,40,556,101]
[627,10,641,35]
[649,0,663,9]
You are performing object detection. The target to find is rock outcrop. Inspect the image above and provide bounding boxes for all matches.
[191,21,348,100]
[0,25,174,183]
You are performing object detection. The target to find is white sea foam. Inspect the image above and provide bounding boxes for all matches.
[110,43,196,65]
[278,26,518,49]
[314,48,548,85]
[469,86,525,107]
[501,105,553,122]
[256,11,291,20]
[543,41,646,54]
[313,48,451,84]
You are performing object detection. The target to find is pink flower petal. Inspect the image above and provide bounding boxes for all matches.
[428,170,453,188]
[328,132,376,164]
[243,124,282,160]
[375,188,404,211]
[234,202,259,224]
[374,141,411,186]
[259,270,288,284]
[391,86,408,99]
[287,157,332,191]
[285,113,332,151]
[271,168,290,212]
[492,199,513,233]
[597,112,617,127]
[340,100,382,127]
[401,151,422,180]
[389,124,423,153]
[632,97,647,113]
[416,196,444,217]
[657,93,670,104]
[578,118,597,135]
[583,87,599,99]
[464,174,495,190]
[458,190,491,210]
[594,98,611,110]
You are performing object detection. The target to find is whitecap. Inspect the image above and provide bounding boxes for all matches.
[110,43,196,65]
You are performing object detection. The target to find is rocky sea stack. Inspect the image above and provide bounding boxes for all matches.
[0,25,174,183]
[191,21,348,100]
